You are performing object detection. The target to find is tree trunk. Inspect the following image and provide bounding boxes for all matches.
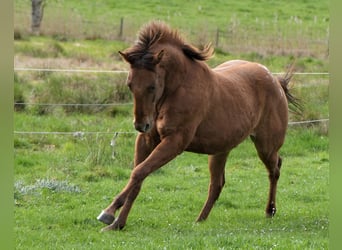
[31,0,45,35]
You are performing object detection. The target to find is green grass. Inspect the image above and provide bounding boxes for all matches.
[15,0,329,37]
[14,121,329,249]
[14,35,328,73]
[14,106,329,249]
[15,0,329,59]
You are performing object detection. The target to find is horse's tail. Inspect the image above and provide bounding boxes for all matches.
[277,65,303,115]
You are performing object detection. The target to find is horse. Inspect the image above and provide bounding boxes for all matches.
[97,21,300,231]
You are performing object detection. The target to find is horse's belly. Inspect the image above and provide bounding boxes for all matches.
[185,141,227,155]
[185,128,250,155]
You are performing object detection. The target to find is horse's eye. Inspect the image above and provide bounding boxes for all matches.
[147,85,155,93]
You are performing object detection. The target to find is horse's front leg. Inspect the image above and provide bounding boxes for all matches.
[97,133,158,226]
[99,133,185,231]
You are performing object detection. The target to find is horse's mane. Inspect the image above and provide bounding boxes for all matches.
[123,21,214,69]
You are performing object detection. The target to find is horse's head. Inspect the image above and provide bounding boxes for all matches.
[119,50,165,133]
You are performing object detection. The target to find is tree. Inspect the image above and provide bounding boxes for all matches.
[31,0,46,35]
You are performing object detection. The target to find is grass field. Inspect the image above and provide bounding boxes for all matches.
[14,111,329,249]
[14,0,329,249]
[15,0,329,58]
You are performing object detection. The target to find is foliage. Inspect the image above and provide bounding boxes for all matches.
[14,71,131,115]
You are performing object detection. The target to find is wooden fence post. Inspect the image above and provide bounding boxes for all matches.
[119,17,124,38]
[216,28,220,48]
[31,0,45,35]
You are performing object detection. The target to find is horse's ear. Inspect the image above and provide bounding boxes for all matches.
[153,50,164,65]
[118,51,130,63]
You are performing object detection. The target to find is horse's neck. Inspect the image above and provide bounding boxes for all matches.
[170,57,213,83]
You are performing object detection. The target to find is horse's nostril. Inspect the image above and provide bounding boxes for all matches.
[144,123,150,131]
[134,122,151,133]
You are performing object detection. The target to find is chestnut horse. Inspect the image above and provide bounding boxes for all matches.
[97,21,300,231]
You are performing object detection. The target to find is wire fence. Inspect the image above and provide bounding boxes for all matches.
[14,2,329,59]
[13,131,136,136]
[14,102,133,107]
[13,118,330,137]
[14,67,330,76]
[14,67,329,108]
[14,67,329,137]
[14,68,130,74]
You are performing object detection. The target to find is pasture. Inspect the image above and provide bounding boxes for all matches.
[14,0,329,249]
[14,111,329,249]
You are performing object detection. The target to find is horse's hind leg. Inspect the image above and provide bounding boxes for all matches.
[197,152,228,222]
[253,136,283,217]
[263,152,282,217]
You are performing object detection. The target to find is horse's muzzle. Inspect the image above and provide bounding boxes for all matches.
[134,121,151,133]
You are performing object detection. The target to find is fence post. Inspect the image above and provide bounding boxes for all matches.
[215,28,219,48]
[31,0,46,35]
[119,17,124,38]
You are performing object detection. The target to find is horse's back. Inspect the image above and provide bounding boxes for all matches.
[213,60,250,73]
[213,60,285,104]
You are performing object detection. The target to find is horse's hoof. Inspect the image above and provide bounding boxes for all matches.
[266,207,276,218]
[97,211,115,225]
